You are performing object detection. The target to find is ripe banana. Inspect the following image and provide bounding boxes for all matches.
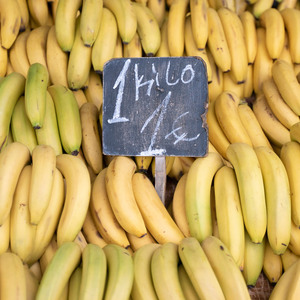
[16,0,30,31]
[27,0,50,26]
[84,69,103,110]
[252,0,274,19]
[103,0,137,44]
[147,0,166,28]
[281,247,299,272]
[185,151,224,242]
[178,237,225,300]
[24,63,49,129]
[90,168,130,248]
[67,16,92,90]
[226,142,267,244]
[127,228,157,252]
[290,121,300,144]
[214,165,245,270]
[103,243,134,300]
[0,72,26,151]
[0,214,10,255]
[105,156,147,238]
[55,0,82,52]
[24,264,39,300]
[135,156,153,171]
[201,236,251,300]
[0,142,30,225]
[55,154,91,246]
[79,243,107,300]
[132,172,184,244]
[156,14,170,57]
[80,0,103,47]
[131,243,160,300]
[133,2,161,56]
[178,264,200,300]
[223,71,245,99]
[36,242,82,300]
[48,84,82,155]
[68,267,82,300]
[289,220,300,256]
[123,32,143,58]
[91,7,118,73]
[11,96,38,154]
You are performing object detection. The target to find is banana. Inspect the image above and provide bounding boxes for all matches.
[167,0,189,56]
[103,0,137,44]
[68,267,82,300]
[91,7,118,73]
[178,264,200,300]
[278,0,297,10]
[132,172,185,244]
[133,2,161,56]
[253,27,273,96]
[218,7,248,84]
[0,252,27,300]
[27,0,50,26]
[263,238,283,284]
[252,94,291,147]
[135,156,153,171]
[73,89,88,108]
[290,122,300,144]
[84,69,103,110]
[103,243,134,300]
[282,259,300,299]
[55,154,91,246]
[278,32,293,66]
[151,156,175,177]
[123,32,143,58]
[254,146,291,255]
[185,152,224,242]
[184,14,212,83]
[24,264,39,300]
[226,142,267,244]
[39,235,58,274]
[55,0,82,52]
[80,0,103,47]
[252,0,274,19]
[36,242,82,300]
[280,8,300,63]
[0,142,30,225]
[147,0,166,28]
[214,91,252,146]
[151,242,186,300]
[113,33,124,58]
[46,25,69,86]
[0,72,26,151]
[0,214,10,255]
[67,16,92,90]
[207,7,231,72]
[223,70,245,98]
[11,96,38,154]
[213,0,235,10]
[48,84,82,155]
[82,208,108,248]
[178,237,225,300]
[280,141,300,227]
[168,156,184,180]
[10,165,36,263]
[24,63,49,129]
[214,165,245,270]
[27,167,65,265]
[0,0,21,49]
[201,236,251,300]
[131,243,160,300]
[16,0,30,31]
[272,59,300,115]
[289,220,300,256]
[105,156,147,238]
[79,244,107,300]
[35,91,63,155]
[26,25,50,67]
[172,173,190,237]
[263,78,300,130]
[239,10,257,65]
[237,101,272,149]
[0,39,7,77]
[90,168,130,248]
[155,14,170,57]
[127,229,157,252]
[281,247,300,272]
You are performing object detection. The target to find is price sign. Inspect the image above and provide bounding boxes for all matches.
[102,56,208,157]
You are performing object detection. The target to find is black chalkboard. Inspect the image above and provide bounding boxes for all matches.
[102,57,208,157]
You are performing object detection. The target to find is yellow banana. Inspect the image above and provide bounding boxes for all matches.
[185,152,224,242]
[80,0,103,47]
[68,266,82,300]
[290,122,300,144]
[24,264,39,300]
[73,89,88,108]
[27,0,50,26]
[90,168,130,248]
[151,156,175,177]
[201,236,251,300]
[281,247,300,272]
[39,235,59,274]
[134,156,153,171]
[0,39,7,77]
[79,244,107,300]
[278,0,297,10]
[67,16,92,90]
[278,32,293,66]
[36,242,81,300]
[103,0,137,44]
[24,63,49,129]
[178,237,225,300]
[123,32,143,58]
[289,220,300,256]
[91,7,118,73]
[177,264,200,300]
[155,14,170,57]
[0,214,10,255]
[223,70,245,98]
[147,0,166,28]
[0,142,30,225]
[243,64,253,99]
[103,243,134,300]
[252,0,274,19]
[48,84,82,155]
[105,156,147,238]
[226,142,267,244]
[16,0,30,31]
[127,229,157,252]
[84,69,103,110]
[168,156,184,180]
[11,96,38,154]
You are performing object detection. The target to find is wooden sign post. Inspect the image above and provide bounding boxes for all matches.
[102,57,208,204]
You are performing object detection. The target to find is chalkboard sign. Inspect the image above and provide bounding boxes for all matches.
[102,57,208,157]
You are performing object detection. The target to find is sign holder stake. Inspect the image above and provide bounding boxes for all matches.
[154,156,166,205]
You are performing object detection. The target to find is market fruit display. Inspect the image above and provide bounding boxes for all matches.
[1,0,300,299]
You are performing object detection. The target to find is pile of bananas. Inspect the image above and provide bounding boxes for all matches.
[1,0,300,299]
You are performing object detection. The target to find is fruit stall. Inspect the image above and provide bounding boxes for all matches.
[0,0,299,299]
